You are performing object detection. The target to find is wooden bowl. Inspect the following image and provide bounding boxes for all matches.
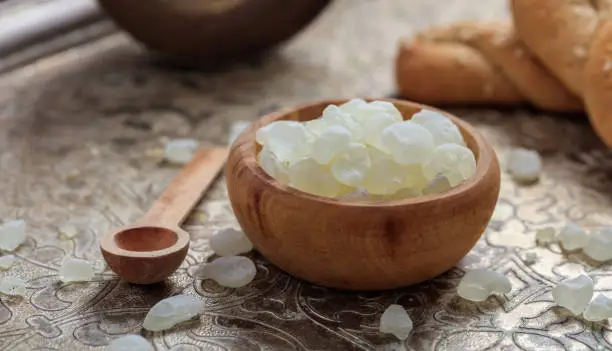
[97,0,332,62]
[226,99,500,290]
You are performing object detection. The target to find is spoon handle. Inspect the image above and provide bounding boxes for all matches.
[142,147,228,227]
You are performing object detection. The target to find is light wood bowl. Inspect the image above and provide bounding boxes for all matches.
[226,99,500,290]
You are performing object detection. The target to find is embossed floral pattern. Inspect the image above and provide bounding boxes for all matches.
[1,0,612,350]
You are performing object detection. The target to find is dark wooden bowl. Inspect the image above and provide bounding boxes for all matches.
[98,0,332,62]
[225,98,501,290]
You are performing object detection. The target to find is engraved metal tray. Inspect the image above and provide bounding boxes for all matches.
[1,0,612,350]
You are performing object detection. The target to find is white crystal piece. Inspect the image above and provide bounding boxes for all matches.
[59,224,78,240]
[364,112,398,151]
[59,256,95,283]
[583,294,612,321]
[0,220,26,252]
[362,148,407,195]
[558,222,589,251]
[330,143,371,187]
[583,228,612,262]
[367,101,403,122]
[288,158,342,197]
[107,334,154,351]
[410,109,449,125]
[421,117,465,146]
[507,148,542,183]
[523,251,537,265]
[0,255,15,270]
[339,98,368,116]
[379,304,413,340]
[163,139,199,164]
[311,125,352,164]
[457,269,512,302]
[209,228,253,257]
[552,274,594,315]
[197,256,257,288]
[340,188,371,201]
[321,105,364,141]
[0,276,26,296]
[381,121,435,165]
[304,118,330,137]
[258,121,312,164]
[535,227,557,244]
[423,144,476,186]
[227,121,251,146]
[142,295,204,332]
[423,174,452,195]
[257,145,290,184]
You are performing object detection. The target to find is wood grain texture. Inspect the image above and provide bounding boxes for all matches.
[395,21,582,112]
[100,147,227,284]
[225,99,501,290]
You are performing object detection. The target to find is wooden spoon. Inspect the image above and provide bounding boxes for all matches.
[226,99,501,291]
[100,147,228,284]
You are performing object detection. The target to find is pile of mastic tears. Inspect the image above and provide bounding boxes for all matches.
[255,99,477,200]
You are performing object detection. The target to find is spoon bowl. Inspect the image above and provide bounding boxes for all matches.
[226,99,500,290]
[100,225,190,284]
[100,147,228,284]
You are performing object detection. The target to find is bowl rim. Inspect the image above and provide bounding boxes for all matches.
[231,98,497,207]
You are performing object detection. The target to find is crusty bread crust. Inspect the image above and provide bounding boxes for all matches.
[395,21,582,112]
[585,19,612,146]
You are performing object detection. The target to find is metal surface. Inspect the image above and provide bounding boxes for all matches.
[1,0,612,350]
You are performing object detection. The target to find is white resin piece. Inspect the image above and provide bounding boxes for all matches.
[321,105,364,141]
[340,188,371,201]
[552,274,594,315]
[257,121,311,163]
[209,228,253,257]
[197,256,257,288]
[107,334,154,351]
[0,220,26,252]
[0,276,26,296]
[330,143,371,187]
[368,101,404,121]
[583,294,612,322]
[227,121,251,146]
[558,222,589,251]
[362,148,407,195]
[421,117,464,146]
[258,145,290,184]
[364,112,399,151]
[339,98,368,115]
[535,227,557,244]
[0,255,15,270]
[142,295,205,332]
[163,139,199,165]
[288,158,342,197]
[507,148,542,183]
[311,125,352,164]
[423,174,452,195]
[422,144,476,186]
[523,252,537,265]
[583,228,612,262]
[457,269,512,302]
[379,304,413,340]
[381,121,435,165]
[410,109,448,125]
[59,256,95,283]
[59,224,78,240]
